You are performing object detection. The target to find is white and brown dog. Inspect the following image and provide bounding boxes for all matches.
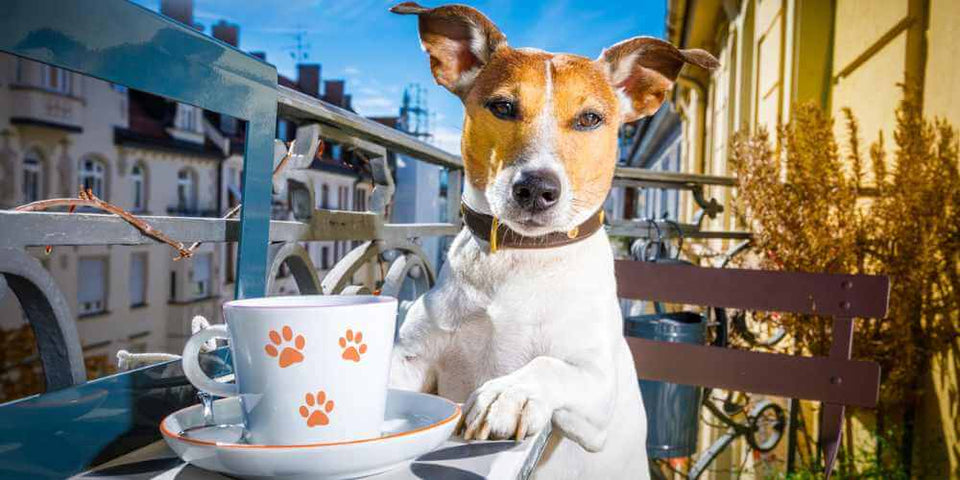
[388,3,718,478]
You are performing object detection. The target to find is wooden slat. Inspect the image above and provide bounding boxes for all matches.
[616,261,890,318]
[820,317,856,478]
[628,338,881,408]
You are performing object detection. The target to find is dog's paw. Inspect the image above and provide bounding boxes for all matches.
[459,377,552,441]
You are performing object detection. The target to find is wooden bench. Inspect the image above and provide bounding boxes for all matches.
[617,260,889,478]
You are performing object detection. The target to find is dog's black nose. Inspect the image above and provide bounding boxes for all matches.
[512,170,561,212]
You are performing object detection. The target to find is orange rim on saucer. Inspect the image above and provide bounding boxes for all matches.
[160,398,461,450]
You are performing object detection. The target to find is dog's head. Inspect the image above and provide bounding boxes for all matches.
[392,2,718,236]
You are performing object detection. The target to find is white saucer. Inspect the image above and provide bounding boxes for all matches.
[160,389,461,479]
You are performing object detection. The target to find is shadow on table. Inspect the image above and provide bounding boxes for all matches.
[410,463,485,480]
[80,457,184,477]
[417,441,517,461]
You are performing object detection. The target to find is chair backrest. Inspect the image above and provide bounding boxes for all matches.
[616,260,889,479]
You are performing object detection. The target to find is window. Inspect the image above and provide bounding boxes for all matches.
[321,184,330,209]
[353,188,366,212]
[321,246,329,269]
[288,181,311,221]
[42,64,71,94]
[331,144,342,160]
[221,116,237,136]
[78,258,107,316]
[175,104,198,131]
[22,151,42,203]
[177,169,197,211]
[276,119,289,141]
[191,254,212,298]
[225,243,236,284]
[79,158,106,198]
[338,186,349,210]
[131,164,146,211]
[129,253,147,307]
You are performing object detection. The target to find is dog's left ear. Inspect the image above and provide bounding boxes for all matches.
[597,37,719,122]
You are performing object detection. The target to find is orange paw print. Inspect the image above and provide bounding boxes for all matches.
[264,326,305,368]
[299,390,334,427]
[339,329,367,363]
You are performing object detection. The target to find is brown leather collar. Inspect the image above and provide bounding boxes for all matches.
[461,203,605,252]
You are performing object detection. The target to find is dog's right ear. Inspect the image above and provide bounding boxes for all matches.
[390,2,507,98]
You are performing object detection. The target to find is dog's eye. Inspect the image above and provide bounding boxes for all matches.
[486,100,517,120]
[574,111,604,131]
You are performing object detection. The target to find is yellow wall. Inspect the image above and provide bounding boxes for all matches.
[830,0,911,161]
[754,0,786,132]
[924,0,960,126]
[920,4,960,470]
[671,0,959,476]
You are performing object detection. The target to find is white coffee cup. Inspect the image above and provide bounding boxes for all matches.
[182,295,397,446]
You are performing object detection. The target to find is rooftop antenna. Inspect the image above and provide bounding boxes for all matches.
[285,28,311,62]
[399,84,432,142]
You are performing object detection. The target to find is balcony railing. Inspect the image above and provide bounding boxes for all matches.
[0,1,883,479]
[164,206,222,217]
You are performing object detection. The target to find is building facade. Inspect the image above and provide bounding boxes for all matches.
[647,0,960,477]
[0,52,227,388]
[0,1,381,403]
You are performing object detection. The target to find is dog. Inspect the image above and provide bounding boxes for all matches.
[388,3,718,478]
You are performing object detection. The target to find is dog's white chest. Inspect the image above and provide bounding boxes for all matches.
[428,229,618,402]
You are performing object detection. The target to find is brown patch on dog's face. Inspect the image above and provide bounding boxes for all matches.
[461,49,621,233]
[549,55,621,211]
[461,49,550,191]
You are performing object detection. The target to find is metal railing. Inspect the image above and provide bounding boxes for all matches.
[0,0,748,476]
[0,64,748,392]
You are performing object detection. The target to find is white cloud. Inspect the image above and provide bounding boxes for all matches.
[431,125,462,156]
[194,8,239,23]
[354,95,397,116]
[343,66,361,75]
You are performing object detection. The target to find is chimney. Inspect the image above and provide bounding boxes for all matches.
[297,64,321,98]
[250,51,267,61]
[324,80,345,107]
[212,20,239,47]
[160,0,196,29]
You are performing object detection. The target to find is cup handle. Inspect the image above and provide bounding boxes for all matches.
[182,324,238,398]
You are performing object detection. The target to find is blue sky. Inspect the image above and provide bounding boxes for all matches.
[133,0,666,153]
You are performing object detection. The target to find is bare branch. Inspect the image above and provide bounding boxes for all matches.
[272,139,297,177]
[11,137,325,262]
[182,137,324,255]
[16,188,193,259]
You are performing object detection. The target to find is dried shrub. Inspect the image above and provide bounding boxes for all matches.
[731,91,960,473]
[0,324,43,403]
